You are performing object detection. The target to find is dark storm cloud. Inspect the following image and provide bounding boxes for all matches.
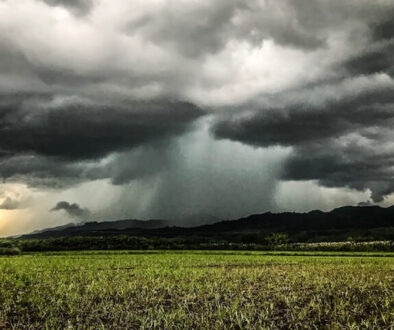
[281,139,394,202]
[208,1,394,203]
[370,16,394,42]
[0,154,92,188]
[0,96,203,160]
[213,74,394,202]
[344,42,394,77]
[127,0,350,60]
[344,17,394,77]
[0,92,203,188]
[51,201,90,219]
[214,80,394,147]
[130,0,392,61]
[127,1,237,58]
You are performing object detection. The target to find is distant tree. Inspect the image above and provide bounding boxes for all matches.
[264,233,289,246]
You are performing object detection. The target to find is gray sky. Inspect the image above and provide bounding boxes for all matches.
[0,0,393,235]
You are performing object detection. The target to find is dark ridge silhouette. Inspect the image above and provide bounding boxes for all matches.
[20,219,168,239]
[17,205,394,242]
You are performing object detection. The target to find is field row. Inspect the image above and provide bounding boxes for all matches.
[0,252,393,329]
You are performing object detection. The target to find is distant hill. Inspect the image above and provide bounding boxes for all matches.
[197,205,394,233]
[20,219,168,239]
[18,206,394,242]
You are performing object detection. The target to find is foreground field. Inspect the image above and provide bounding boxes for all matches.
[0,251,393,329]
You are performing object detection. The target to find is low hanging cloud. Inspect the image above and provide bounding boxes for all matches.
[0,197,20,210]
[51,201,91,219]
[0,96,203,160]
[0,95,203,187]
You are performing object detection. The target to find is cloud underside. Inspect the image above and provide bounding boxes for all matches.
[0,0,394,209]
[0,97,202,160]
[213,75,394,202]
[0,97,203,188]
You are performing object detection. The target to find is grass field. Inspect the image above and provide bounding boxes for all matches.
[0,251,393,329]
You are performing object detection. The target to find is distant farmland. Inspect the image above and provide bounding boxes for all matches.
[0,251,393,328]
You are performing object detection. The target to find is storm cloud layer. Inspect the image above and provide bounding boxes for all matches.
[0,0,394,235]
[212,2,394,203]
[214,74,394,201]
[0,96,202,160]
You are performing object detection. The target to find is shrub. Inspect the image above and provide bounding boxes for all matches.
[0,247,21,255]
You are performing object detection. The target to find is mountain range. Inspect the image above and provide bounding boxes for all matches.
[18,205,394,242]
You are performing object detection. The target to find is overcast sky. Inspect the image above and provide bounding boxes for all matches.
[0,0,393,236]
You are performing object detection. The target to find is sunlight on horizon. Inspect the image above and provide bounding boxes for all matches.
[0,209,34,238]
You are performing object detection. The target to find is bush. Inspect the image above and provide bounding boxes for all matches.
[0,239,15,248]
[0,247,21,255]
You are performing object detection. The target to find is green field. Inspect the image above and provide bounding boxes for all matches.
[0,251,393,329]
